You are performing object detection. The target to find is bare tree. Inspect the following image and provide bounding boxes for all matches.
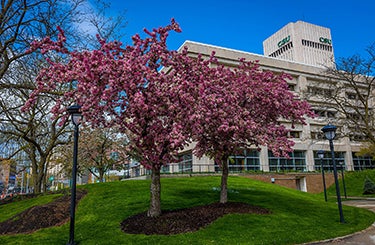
[305,44,375,157]
[55,127,130,183]
[325,44,375,142]
[80,0,127,47]
[0,0,127,81]
[0,0,127,193]
[0,0,84,82]
[0,60,70,192]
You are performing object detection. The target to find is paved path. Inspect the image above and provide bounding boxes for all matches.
[310,199,375,245]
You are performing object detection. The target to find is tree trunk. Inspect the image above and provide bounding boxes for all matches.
[31,162,42,194]
[38,171,45,193]
[147,165,161,217]
[99,170,105,182]
[39,157,48,193]
[33,172,43,194]
[220,156,229,204]
[42,174,47,193]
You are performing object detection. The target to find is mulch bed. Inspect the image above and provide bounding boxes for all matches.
[121,202,271,235]
[0,189,87,235]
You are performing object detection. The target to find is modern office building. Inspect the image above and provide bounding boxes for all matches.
[168,21,374,174]
[263,21,335,68]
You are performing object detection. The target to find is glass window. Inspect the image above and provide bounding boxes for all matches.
[288,84,296,91]
[314,151,345,171]
[311,131,325,140]
[313,109,326,117]
[349,132,367,142]
[178,152,193,173]
[229,149,260,172]
[352,153,375,170]
[346,92,357,100]
[327,111,336,118]
[289,131,301,139]
[161,165,170,173]
[268,150,306,172]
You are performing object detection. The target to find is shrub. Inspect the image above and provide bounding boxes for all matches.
[363,176,375,195]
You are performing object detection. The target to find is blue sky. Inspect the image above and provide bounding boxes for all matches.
[104,0,374,60]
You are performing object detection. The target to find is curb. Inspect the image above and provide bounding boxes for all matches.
[301,222,375,244]
[301,199,375,244]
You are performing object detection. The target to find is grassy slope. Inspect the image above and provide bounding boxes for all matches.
[0,194,62,222]
[326,169,375,198]
[0,176,374,245]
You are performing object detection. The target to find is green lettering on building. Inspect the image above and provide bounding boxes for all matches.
[319,37,332,44]
[277,35,290,48]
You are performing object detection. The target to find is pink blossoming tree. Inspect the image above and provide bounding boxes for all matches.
[24,20,212,217]
[24,19,313,217]
[191,58,314,203]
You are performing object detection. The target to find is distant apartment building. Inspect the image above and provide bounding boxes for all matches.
[166,21,374,174]
[0,158,17,187]
[0,141,26,188]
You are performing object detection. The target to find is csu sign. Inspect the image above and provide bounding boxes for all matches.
[319,37,332,44]
[278,35,290,48]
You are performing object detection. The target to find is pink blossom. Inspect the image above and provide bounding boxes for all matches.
[24,18,314,210]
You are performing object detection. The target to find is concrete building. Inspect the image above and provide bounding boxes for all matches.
[263,21,335,68]
[167,21,374,175]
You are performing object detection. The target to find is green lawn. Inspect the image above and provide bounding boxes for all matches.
[326,169,375,198]
[0,175,374,245]
[0,194,62,222]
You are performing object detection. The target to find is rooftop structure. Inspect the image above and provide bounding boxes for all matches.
[263,21,335,68]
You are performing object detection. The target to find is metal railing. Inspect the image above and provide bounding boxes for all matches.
[123,162,375,179]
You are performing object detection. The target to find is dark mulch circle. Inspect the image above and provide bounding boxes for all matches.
[0,189,87,235]
[121,202,271,235]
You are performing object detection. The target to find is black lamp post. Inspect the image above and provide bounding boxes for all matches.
[67,105,82,245]
[340,161,347,199]
[317,150,327,202]
[321,123,345,223]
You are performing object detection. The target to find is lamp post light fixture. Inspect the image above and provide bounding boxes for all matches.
[340,161,347,199]
[67,105,83,245]
[317,150,327,202]
[321,123,345,223]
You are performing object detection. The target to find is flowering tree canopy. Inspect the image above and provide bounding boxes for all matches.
[24,19,212,217]
[193,58,313,159]
[190,57,314,203]
[25,20,195,167]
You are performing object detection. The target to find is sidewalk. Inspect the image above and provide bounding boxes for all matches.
[309,198,375,245]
